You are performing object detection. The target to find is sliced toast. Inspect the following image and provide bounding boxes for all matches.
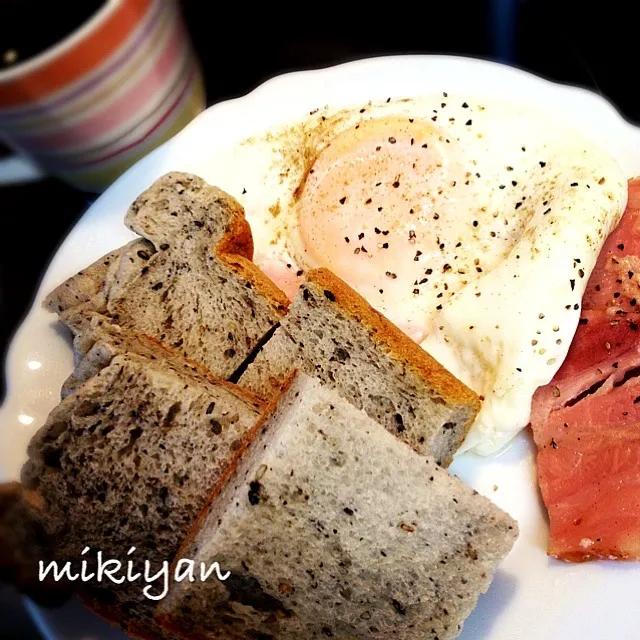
[45,172,289,379]
[239,268,480,465]
[157,373,517,640]
[21,353,265,639]
[0,482,71,607]
[61,314,221,398]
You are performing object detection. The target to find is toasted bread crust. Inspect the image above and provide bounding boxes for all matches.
[306,267,480,420]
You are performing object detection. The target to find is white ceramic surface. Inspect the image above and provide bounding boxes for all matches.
[4,55,640,640]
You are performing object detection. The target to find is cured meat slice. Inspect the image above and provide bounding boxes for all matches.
[532,178,640,561]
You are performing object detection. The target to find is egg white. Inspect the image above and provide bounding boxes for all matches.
[202,95,627,456]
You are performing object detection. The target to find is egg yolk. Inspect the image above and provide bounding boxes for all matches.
[296,116,463,340]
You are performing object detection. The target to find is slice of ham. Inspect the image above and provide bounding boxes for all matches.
[531,178,640,561]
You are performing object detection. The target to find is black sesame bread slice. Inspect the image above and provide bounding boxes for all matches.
[157,373,518,640]
[239,268,480,466]
[45,172,289,379]
[21,353,265,640]
[0,482,71,607]
[61,314,227,398]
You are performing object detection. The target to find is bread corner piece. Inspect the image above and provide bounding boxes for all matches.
[240,268,480,465]
[21,351,265,639]
[44,171,289,380]
[0,482,72,608]
[157,372,517,640]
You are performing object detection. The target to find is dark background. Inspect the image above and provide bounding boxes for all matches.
[0,0,637,636]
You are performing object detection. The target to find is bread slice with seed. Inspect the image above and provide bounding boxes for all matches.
[239,268,479,465]
[21,353,265,639]
[61,314,219,398]
[157,373,517,640]
[45,172,289,379]
[0,482,71,607]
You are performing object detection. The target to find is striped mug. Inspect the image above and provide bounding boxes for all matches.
[0,0,205,192]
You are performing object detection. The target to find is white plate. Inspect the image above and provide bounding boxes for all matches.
[4,55,640,640]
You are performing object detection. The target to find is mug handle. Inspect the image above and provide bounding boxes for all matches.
[0,153,43,186]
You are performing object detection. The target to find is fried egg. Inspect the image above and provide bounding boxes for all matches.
[204,95,627,455]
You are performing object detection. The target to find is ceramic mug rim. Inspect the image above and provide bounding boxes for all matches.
[0,0,119,85]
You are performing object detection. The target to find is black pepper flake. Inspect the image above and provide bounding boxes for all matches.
[462,102,469,108]
[160,243,169,251]
[421,143,428,149]
[539,161,546,167]
[514,202,522,210]
[152,282,163,291]
[506,166,514,171]
[388,136,396,144]
[409,230,416,241]
[543,208,551,215]
[248,481,262,505]
[618,243,625,250]
[578,269,585,278]
[511,180,518,187]
[550,438,558,449]
[413,288,420,295]
[614,292,621,299]
[375,227,381,235]
[571,182,578,187]
[516,367,522,372]
[296,270,303,277]
[431,115,437,122]
[466,119,472,126]
[410,138,414,145]
[382,242,389,249]
[473,220,478,227]
[365,198,372,205]
[499,184,506,189]
[386,271,397,279]
[343,507,354,516]
[414,251,422,261]
[339,197,346,205]
[631,322,639,331]
[345,237,350,243]
[632,299,637,307]
[433,213,440,220]
[323,290,336,301]
[570,279,575,291]
[242,187,247,194]
[574,303,579,310]
[425,268,433,275]
[136,250,150,261]
[392,180,400,188]
[358,232,365,240]
[436,304,443,310]
[382,230,390,236]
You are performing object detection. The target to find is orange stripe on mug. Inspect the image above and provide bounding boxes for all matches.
[0,0,153,108]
